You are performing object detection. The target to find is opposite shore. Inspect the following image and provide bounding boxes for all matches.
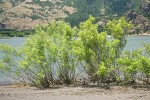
[1,33,150,39]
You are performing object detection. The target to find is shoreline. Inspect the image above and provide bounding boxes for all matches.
[0,85,150,100]
[0,33,150,39]
[127,33,150,36]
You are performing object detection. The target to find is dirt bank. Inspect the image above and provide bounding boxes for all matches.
[0,85,150,100]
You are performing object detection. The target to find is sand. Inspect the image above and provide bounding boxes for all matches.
[0,85,150,100]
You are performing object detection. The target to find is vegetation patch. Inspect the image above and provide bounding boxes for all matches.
[0,16,150,88]
[0,29,34,37]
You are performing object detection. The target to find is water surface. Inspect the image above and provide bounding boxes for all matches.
[0,37,26,85]
[125,35,150,51]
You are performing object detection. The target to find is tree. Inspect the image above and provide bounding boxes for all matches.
[139,43,150,84]
[144,43,150,57]
[117,50,142,83]
[0,44,25,83]
[117,44,150,85]
[74,16,132,85]
[139,56,150,84]
[107,17,133,58]
[0,21,78,87]
[0,16,133,87]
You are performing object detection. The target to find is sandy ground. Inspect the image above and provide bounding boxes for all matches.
[0,85,150,100]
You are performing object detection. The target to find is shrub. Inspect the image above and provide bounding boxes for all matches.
[0,16,136,87]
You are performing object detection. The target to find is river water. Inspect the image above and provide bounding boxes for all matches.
[0,36,150,85]
[0,37,26,85]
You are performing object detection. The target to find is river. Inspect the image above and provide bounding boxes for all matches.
[0,36,150,85]
[0,37,26,85]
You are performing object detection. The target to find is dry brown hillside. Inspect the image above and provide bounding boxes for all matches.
[0,0,76,30]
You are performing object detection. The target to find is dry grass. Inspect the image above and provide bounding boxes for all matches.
[0,0,76,30]
[0,1,13,11]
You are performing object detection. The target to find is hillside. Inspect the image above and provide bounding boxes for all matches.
[0,0,149,34]
[0,0,76,30]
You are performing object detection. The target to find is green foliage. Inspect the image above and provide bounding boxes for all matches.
[2,16,150,87]
[106,17,133,58]
[140,56,150,77]
[33,0,53,7]
[30,15,41,20]
[0,44,24,81]
[0,29,34,37]
[64,0,103,26]
[64,0,144,26]
[130,0,143,12]
[97,62,107,78]
[117,45,150,84]
[0,21,78,86]
[73,16,132,83]
[139,43,150,84]
[0,8,3,14]
[144,44,150,57]
[117,50,142,81]
[104,0,132,15]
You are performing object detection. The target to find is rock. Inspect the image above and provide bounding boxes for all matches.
[140,3,150,13]
[0,93,4,95]
[126,11,150,34]
[0,22,6,28]
[126,11,137,21]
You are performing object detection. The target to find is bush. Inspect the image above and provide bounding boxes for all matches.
[0,21,78,87]
[2,16,150,87]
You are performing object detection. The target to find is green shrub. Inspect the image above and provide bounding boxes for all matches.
[1,16,141,87]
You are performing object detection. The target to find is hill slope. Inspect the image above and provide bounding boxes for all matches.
[0,0,149,34]
[0,0,76,30]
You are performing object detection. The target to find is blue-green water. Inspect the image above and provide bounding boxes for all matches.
[125,36,150,51]
[0,36,150,85]
[0,37,26,85]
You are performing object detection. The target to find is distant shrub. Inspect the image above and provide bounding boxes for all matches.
[30,15,41,20]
